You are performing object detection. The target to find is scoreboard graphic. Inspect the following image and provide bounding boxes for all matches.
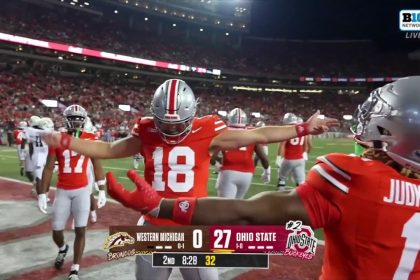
[104,221,318,268]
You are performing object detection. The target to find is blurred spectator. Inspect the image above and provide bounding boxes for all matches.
[0,1,418,78]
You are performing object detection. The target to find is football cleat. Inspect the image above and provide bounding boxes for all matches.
[68,270,79,280]
[54,244,69,269]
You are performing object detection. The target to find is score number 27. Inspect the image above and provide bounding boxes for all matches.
[213,229,232,249]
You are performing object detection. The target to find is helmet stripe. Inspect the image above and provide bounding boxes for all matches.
[167,79,179,114]
[237,108,240,124]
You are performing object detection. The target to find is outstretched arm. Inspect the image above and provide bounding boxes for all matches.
[106,171,311,226]
[42,134,142,159]
[160,191,310,225]
[209,111,339,152]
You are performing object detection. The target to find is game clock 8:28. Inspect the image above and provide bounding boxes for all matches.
[182,255,197,266]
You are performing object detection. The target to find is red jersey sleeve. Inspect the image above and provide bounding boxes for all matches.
[296,181,341,229]
[207,115,227,137]
[131,117,142,137]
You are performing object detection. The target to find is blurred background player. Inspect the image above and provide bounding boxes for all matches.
[14,120,27,177]
[253,121,268,164]
[21,115,41,195]
[133,153,143,169]
[213,108,271,198]
[297,117,312,162]
[31,117,54,197]
[38,105,106,280]
[276,113,312,191]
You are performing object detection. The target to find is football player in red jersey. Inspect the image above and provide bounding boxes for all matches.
[39,105,107,280]
[107,77,420,280]
[214,108,271,198]
[276,113,312,191]
[42,79,338,280]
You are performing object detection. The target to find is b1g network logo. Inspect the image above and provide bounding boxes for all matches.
[400,10,420,39]
[284,220,317,260]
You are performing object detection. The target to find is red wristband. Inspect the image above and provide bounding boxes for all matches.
[295,123,310,137]
[60,132,72,150]
[172,197,197,225]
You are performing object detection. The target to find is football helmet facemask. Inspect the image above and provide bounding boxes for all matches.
[351,77,420,172]
[150,79,197,144]
[63,104,87,130]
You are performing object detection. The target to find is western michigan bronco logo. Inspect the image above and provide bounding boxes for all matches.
[285,220,317,260]
[103,232,135,250]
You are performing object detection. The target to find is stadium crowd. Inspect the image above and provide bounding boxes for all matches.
[0,1,418,78]
[0,66,361,144]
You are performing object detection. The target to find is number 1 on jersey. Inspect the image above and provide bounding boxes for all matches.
[394,213,420,280]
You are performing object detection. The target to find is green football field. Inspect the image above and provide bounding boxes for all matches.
[0,138,354,195]
[0,138,354,240]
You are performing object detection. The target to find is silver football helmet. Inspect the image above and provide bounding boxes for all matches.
[63,104,87,130]
[39,117,54,131]
[283,113,298,125]
[352,76,420,172]
[150,79,197,144]
[29,116,41,127]
[18,121,28,129]
[227,108,247,127]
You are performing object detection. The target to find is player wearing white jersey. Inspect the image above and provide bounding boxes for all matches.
[24,117,54,196]
[133,153,143,169]
[15,121,28,177]
[21,116,41,195]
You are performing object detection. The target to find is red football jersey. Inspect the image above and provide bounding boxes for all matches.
[131,115,227,225]
[50,131,96,190]
[13,129,24,145]
[297,153,420,280]
[221,127,256,173]
[284,136,306,160]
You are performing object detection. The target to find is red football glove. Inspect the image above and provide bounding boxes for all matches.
[106,170,163,215]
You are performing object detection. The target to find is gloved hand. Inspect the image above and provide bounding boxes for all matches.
[97,190,107,208]
[107,170,163,215]
[261,167,271,184]
[38,193,48,214]
[276,156,283,168]
[303,152,308,161]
